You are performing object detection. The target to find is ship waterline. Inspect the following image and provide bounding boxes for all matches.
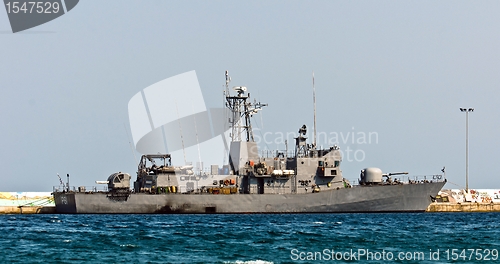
[54,180,445,214]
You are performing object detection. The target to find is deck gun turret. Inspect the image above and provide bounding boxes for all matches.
[359,168,408,185]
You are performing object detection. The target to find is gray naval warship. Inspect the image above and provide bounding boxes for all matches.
[53,71,446,214]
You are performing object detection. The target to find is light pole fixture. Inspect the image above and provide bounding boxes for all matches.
[459,108,474,193]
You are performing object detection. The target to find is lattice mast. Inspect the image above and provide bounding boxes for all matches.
[224,71,266,142]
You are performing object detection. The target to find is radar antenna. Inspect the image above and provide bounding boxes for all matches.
[224,71,267,142]
[312,71,317,149]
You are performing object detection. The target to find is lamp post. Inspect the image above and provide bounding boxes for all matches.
[459,108,474,193]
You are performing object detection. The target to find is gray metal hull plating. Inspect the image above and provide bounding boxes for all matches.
[53,181,445,214]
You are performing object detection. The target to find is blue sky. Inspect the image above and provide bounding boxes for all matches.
[1,1,499,191]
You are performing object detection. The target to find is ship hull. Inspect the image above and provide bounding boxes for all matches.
[53,181,445,214]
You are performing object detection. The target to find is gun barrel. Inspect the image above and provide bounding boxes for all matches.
[388,172,409,176]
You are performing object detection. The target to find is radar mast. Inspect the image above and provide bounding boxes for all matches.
[224,71,267,142]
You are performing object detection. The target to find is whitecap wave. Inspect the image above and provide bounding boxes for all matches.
[120,244,138,248]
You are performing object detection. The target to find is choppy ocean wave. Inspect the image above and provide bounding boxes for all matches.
[0,213,499,263]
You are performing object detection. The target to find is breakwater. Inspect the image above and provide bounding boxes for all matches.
[0,192,55,214]
[427,202,500,212]
[0,206,56,214]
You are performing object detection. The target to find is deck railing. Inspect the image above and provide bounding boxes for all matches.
[53,185,108,193]
[349,174,445,186]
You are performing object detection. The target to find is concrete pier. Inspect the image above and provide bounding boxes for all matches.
[0,206,56,214]
[0,192,55,214]
[427,202,500,212]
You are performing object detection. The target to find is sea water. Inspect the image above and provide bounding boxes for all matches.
[1,213,499,263]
